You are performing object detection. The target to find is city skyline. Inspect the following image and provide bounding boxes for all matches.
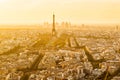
[0,0,120,24]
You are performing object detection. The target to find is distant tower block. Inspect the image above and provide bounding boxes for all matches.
[52,14,56,36]
[116,25,119,30]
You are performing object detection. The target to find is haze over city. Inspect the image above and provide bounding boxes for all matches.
[0,0,120,24]
[1,0,120,80]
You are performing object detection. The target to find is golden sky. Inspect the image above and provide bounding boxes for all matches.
[0,0,120,24]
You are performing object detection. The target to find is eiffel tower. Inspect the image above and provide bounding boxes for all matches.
[52,14,56,36]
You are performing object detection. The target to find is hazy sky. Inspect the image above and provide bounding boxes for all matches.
[0,0,120,24]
